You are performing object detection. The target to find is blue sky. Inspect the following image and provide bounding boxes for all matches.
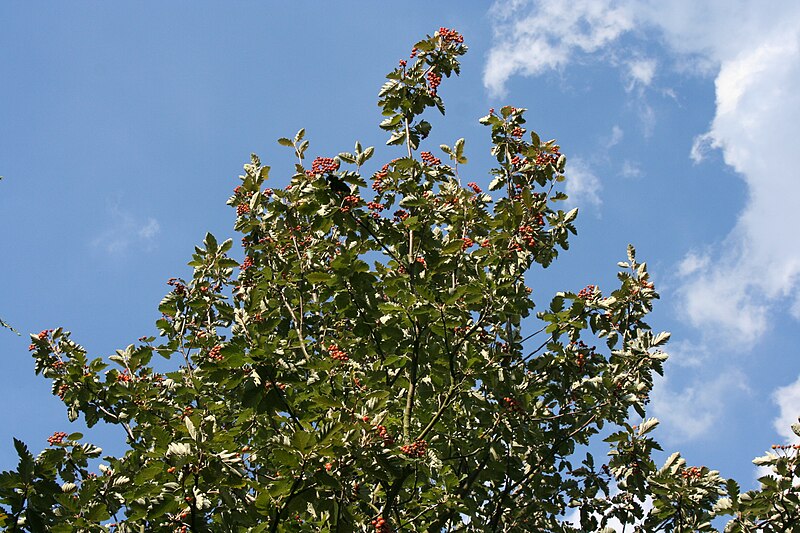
[2,2,799,498]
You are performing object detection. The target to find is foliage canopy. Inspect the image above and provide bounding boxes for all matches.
[2,28,799,532]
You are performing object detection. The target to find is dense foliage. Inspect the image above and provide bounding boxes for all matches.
[2,29,799,532]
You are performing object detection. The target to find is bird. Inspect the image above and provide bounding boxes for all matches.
[325,173,351,196]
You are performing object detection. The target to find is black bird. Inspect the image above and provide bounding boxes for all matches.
[325,173,351,196]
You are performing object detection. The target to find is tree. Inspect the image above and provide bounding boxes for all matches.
[1,28,799,532]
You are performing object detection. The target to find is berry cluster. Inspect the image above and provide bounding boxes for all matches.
[772,444,800,451]
[29,329,54,351]
[372,164,389,192]
[208,345,223,362]
[241,256,254,271]
[117,371,132,383]
[570,340,596,371]
[366,201,385,218]
[47,431,68,446]
[328,344,349,362]
[481,239,491,248]
[375,424,394,446]
[535,146,561,167]
[264,381,287,392]
[518,224,537,249]
[502,396,523,414]
[398,59,407,68]
[372,516,391,533]
[57,384,68,399]
[420,151,441,166]
[681,466,703,480]
[461,237,475,250]
[415,257,427,268]
[308,157,339,176]
[577,285,598,300]
[400,439,428,458]
[467,182,482,194]
[426,71,442,96]
[393,209,409,222]
[340,194,360,213]
[438,27,464,45]
[233,186,254,215]
[410,47,418,59]
[511,127,525,137]
[167,278,187,296]
[452,325,492,343]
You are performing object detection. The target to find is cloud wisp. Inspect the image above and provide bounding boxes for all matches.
[650,369,749,444]
[90,203,160,256]
[564,157,602,210]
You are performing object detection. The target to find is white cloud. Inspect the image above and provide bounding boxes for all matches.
[484,0,634,97]
[620,159,641,178]
[625,58,656,91]
[606,125,624,148]
[650,369,749,443]
[661,339,707,368]
[689,132,715,164]
[486,0,800,346]
[564,158,601,209]
[773,376,800,444]
[677,251,709,277]
[91,203,160,255]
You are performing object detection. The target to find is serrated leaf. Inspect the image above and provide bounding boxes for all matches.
[338,152,356,164]
[638,418,659,435]
[166,442,192,457]
[489,176,505,191]
[361,146,374,162]
[306,272,333,283]
[185,417,197,441]
[378,79,400,97]
[277,137,293,147]
[442,240,464,255]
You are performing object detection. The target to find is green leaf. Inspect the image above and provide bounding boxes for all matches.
[378,79,400,97]
[338,152,356,164]
[291,431,315,454]
[306,272,333,283]
[185,417,197,441]
[442,239,464,255]
[489,176,505,191]
[277,137,293,147]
